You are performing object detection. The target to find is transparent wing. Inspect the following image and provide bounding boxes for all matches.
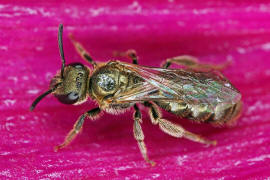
[113,62,241,110]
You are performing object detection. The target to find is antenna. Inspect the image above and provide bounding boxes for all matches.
[58,24,65,79]
[29,83,61,111]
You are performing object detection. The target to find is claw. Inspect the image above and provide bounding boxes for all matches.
[54,144,66,152]
[146,159,156,167]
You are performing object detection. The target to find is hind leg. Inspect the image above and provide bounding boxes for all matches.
[162,55,230,71]
[144,102,217,145]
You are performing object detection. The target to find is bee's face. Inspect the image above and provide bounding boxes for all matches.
[30,24,94,111]
[51,63,90,104]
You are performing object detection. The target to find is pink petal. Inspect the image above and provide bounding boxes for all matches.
[1,1,270,179]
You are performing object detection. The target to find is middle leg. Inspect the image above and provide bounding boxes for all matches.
[133,104,156,166]
[113,49,138,64]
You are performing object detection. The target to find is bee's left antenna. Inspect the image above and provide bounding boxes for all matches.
[30,89,54,111]
[58,24,65,79]
[30,24,65,111]
[30,83,61,111]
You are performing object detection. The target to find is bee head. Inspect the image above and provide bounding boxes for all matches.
[50,62,89,105]
[30,24,90,111]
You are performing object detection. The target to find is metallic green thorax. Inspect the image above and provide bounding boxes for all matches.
[89,62,144,108]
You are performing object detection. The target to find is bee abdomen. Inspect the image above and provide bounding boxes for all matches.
[156,100,242,125]
[155,101,192,118]
[156,101,214,123]
[206,101,242,125]
[167,102,213,122]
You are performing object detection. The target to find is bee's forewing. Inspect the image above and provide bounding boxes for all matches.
[114,62,241,110]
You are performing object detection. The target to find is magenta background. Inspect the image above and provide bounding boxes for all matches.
[1,0,270,179]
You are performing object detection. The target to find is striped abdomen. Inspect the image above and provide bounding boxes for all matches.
[155,100,242,125]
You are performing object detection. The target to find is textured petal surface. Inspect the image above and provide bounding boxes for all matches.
[1,1,270,179]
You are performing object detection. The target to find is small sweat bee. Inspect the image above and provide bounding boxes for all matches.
[30,24,242,165]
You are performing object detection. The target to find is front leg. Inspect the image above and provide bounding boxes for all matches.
[133,104,156,166]
[54,107,101,151]
[69,34,97,67]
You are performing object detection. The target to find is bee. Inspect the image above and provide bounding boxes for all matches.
[30,24,242,166]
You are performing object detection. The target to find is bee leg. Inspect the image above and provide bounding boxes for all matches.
[158,118,217,145]
[113,49,138,64]
[127,49,138,64]
[162,55,230,71]
[133,104,156,166]
[54,107,101,151]
[144,102,217,146]
[69,34,97,67]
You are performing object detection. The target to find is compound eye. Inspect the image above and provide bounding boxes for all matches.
[56,91,79,104]
[97,74,116,92]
